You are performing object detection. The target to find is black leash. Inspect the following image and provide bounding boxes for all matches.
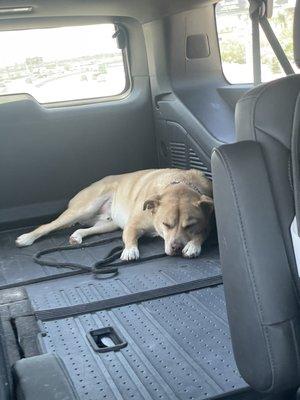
[33,236,122,279]
[33,235,167,280]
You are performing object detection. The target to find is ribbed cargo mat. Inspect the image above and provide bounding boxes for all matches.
[25,251,247,399]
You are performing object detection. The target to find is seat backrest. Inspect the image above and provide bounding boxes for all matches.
[235,74,300,283]
[211,2,300,393]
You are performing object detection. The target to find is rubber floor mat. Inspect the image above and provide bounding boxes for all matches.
[25,251,247,399]
[2,226,247,398]
[30,285,246,400]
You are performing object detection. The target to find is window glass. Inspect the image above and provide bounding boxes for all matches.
[216,0,297,83]
[0,24,127,103]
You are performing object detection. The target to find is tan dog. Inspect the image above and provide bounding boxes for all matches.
[16,169,213,260]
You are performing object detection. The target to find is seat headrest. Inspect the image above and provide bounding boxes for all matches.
[294,0,300,68]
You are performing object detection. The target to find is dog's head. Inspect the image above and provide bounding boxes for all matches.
[143,184,213,256]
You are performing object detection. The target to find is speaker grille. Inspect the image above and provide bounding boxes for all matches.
[170,142,187,169]
[169,141,212,179]
[188,148,212,179]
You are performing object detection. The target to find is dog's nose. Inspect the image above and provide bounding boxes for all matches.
[171,241,183,253]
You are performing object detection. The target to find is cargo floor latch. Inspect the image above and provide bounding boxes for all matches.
[86,327,127,353]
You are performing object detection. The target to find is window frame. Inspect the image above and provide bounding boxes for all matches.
[0,20,132,107]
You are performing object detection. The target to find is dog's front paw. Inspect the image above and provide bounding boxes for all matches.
[182,241,202,258]
[16,233,35,247]
[69,232,82,245]
[120,246,140,261]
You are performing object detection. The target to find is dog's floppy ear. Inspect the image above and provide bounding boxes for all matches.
[195,195,214,215]
[143,195,161,212]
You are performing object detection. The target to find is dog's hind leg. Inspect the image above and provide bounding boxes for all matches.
[69,220,119,244]
[15,179,117,247]
[15,208,86,247]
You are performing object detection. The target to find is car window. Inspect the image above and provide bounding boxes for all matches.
[0,24,128,103]
[216,0,298,83]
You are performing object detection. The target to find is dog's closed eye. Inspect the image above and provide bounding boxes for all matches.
[183,220,198,229]
[185,222,197,229]
[163,222,172,229]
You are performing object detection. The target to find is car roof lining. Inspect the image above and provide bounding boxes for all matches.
[0,0,217,26]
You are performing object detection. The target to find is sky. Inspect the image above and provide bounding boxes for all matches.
[0,24,119,66]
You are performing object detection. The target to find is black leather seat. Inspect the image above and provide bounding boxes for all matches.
[211,1,300,394]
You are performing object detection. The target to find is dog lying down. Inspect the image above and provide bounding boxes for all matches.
[16,168,214,260]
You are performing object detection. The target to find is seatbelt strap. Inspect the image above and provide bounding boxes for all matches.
[250,0,262,85]
[259,17,294,76]
[35,274,223,322]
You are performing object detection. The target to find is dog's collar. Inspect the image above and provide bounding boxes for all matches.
[169,180,203,195]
